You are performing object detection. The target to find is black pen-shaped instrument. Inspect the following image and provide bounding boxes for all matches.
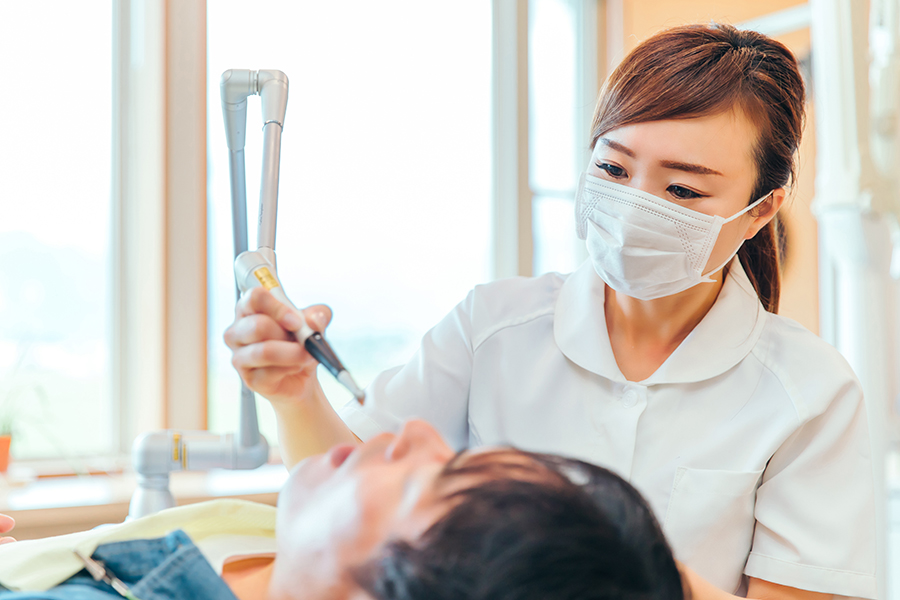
[234,250,365,403]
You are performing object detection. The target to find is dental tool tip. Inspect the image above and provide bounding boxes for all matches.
[338,371,365,404]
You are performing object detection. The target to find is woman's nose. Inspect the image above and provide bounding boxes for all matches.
[385,419,449,461]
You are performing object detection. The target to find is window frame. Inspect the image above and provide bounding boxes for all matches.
[113,0,208,453]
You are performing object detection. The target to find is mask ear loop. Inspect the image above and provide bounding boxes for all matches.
[722,191,774,224]
[700,191,775,279]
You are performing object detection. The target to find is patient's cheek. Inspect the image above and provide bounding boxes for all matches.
[270,479,384,599]
[284,477,362,555]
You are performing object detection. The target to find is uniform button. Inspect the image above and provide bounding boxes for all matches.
[621,389,638,408]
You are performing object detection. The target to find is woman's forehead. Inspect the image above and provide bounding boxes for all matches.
[599,111,759,175]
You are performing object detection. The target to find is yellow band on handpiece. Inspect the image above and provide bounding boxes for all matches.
[253,266,279,291]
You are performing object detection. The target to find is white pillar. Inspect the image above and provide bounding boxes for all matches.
[811,0,900,596]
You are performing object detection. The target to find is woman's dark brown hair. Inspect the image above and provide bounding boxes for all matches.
[591,23,806,313]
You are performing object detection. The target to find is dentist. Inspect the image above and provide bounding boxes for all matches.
[226,23,876,600]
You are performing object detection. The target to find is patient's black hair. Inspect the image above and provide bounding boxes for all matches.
[354,451,687,600]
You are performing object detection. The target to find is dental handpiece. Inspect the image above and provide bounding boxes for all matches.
[234,251,365,403]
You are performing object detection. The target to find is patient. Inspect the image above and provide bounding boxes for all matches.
[0,420,685,600]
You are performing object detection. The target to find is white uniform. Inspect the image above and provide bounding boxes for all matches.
[340,260,877,598]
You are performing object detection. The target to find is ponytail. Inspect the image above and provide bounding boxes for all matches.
[737,218,781,313]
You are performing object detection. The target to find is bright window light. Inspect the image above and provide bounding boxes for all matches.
[529,0,583,275]
[0,2,114,459]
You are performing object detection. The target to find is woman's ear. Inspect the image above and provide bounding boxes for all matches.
[744,187,786,240]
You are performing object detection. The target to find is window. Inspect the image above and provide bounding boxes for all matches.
[0,3,114,460]
[206,1,494,436]
[530,0,596,275]
[0,0,592,463]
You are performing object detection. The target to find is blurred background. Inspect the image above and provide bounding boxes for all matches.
[0,0,825,462]
[0,0,898,594]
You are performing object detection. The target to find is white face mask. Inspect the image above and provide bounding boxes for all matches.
[574,173,771,300]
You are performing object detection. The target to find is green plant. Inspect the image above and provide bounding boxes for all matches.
[0,348,49,440]
[0,411,12,437]
[0,382,48,437]
[0,383,29,437]
[0,348,85,471]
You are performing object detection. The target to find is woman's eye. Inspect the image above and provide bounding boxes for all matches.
[667,185,702,200]
[597,162,626,178]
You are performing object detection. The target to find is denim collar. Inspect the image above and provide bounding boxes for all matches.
[0,530,240,600]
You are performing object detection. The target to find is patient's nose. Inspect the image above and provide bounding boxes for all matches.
[385,420,450,461]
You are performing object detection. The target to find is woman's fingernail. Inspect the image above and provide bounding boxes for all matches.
[310,311,328,331]
[283,312,302,330]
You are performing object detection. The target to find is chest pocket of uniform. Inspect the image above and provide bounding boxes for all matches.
[663,467,763,592]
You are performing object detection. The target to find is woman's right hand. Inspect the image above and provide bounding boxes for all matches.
[224,286,333,406]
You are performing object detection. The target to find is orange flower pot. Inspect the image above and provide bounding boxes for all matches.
[0,435,10,473]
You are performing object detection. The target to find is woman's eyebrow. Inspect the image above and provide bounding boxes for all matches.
[599,137,634,157]
[659,159,723,176]
[599,137,723,176]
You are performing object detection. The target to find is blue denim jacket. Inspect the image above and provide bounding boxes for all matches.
[0,530,238,600]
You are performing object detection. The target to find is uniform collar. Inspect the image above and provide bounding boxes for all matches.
[553,259,767,385]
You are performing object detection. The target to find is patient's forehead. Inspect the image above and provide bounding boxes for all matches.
[433,447,567,494]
